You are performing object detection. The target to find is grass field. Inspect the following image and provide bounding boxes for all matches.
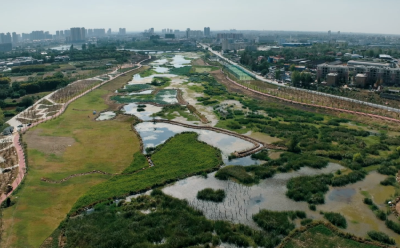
[1,68,145,248]
[282,225,381,248]
[70,132,222,214]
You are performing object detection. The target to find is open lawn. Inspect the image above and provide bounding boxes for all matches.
[1,68,144,248]
[70,132,222,214]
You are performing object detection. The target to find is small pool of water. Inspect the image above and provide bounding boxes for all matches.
[128,90,153,95]
[123,103,162,121]
[153,66,169,73]
[327,188,356,204]
[96,111,116,121]
[171,55,191,68]
[135,122,256,164]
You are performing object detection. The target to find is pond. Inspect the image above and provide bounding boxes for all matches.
[170,55,191,68]
[153,66,169,73]
[162,163,344,227]
[136,122,266,165]
[122,103,162,121]
[128,90,153,95]
[96,111,116,121]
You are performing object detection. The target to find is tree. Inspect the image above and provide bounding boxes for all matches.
[291,71,301,87]
[82,44,87,50]
[275,70,281,80]
[20,96,34,108]
[289,64,296,71]
[288,135,301,153]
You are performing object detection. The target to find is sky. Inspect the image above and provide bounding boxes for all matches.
[2,0,399,35]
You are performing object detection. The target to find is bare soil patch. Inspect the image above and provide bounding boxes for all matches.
[192,58,207,66]
[0,147,18,169]
[24,129,75,156]
[0,167,18,195]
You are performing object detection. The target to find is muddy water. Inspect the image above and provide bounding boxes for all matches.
[135,122,260,165]
[162,163,343,228]
[170,55,191,68]
[319,171,400,243]
[96,111,116,121]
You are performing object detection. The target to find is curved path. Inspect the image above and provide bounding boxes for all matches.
[148,119,286,158]
[221,70,400,124]
[0,56,151,205]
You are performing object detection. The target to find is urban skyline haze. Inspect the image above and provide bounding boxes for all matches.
[2,0,400,35]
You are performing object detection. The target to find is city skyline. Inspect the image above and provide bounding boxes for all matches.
[1,0,400,35]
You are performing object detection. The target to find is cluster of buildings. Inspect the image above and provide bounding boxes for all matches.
[317,58,400,87]
[0,27,129,50]
[0,57,43,71]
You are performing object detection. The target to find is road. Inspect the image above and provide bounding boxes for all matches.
[200,43,400,114]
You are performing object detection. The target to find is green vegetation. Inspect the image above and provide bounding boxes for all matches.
[152,105,198,121]
[57,190,307,248]
[196,188,226,202]
[71,132,222,214]
[282,224,382,248]
[0,68,148,247]
[139,69,157,77]
[215,165,276,184]
[385,220,400,234]
[118,84,151,93]
[367,230,396,245]
[122,152,149,174]
[169,66,192,76]
[323,212,347,229]
[253,210,306,235]
[380,176,397,186]
[112,89,177,105]
[150,77,171,87]
[286,174,333,204]
[269,152,329,171]
[251,150,270,161]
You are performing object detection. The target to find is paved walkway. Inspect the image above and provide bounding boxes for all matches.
[0,133,25,203]
[0,56,150,204]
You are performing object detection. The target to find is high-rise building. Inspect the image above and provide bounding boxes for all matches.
[204,27,210,37]
[22,33,30,41]
[0,33,5,43]
[64,30,71,37]
[12,32,18,43]
[31,31,45,40]
[186,28,190,39]
[93,29,105,37]
[70,27,86,42]
[87,29,93,36]
[119,28,126,35]
[149,28,154,35]
[2,33,12,43]
[107,28,111,35]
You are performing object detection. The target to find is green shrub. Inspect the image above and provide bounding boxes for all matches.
[300,219,313,226]
[197,188,225,202]
[251,150,270,161]
[331,170,367,187]
[215,166,254,184]
[286,174,333,204]
[385,220,400,234]
[380,176,397,186]
[323,212,347,229]
[367,230,395,245]
[377,166,397,176]
[253,210,296,235]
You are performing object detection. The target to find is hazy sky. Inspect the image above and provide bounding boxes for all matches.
[2,0,399,35]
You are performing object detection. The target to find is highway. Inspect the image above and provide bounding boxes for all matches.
[199,43,400,114]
